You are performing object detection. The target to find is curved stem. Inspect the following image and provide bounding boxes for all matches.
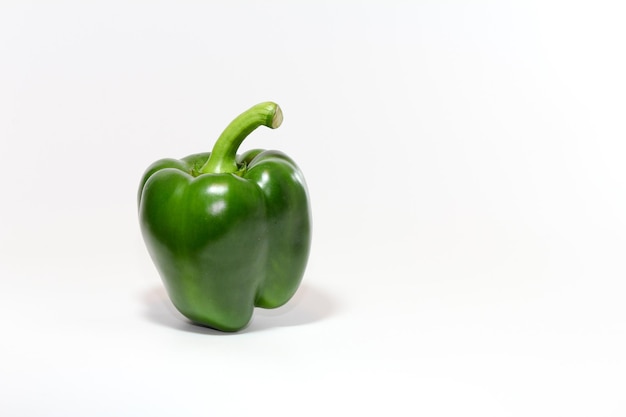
[200,102,283,174]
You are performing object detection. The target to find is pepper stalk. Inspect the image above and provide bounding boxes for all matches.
[200,102,283,174]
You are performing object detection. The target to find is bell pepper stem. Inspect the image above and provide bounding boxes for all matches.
[200,102,283,174]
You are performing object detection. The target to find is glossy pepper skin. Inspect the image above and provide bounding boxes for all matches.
[138,102,311,332]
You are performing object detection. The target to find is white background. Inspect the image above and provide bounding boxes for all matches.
[1,1,625,415]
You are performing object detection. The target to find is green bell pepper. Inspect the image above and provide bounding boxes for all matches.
[138,102,311,332]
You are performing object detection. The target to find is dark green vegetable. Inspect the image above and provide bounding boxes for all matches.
[138,102,311,331]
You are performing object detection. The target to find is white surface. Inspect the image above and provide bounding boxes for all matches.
[1,1,625,415]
